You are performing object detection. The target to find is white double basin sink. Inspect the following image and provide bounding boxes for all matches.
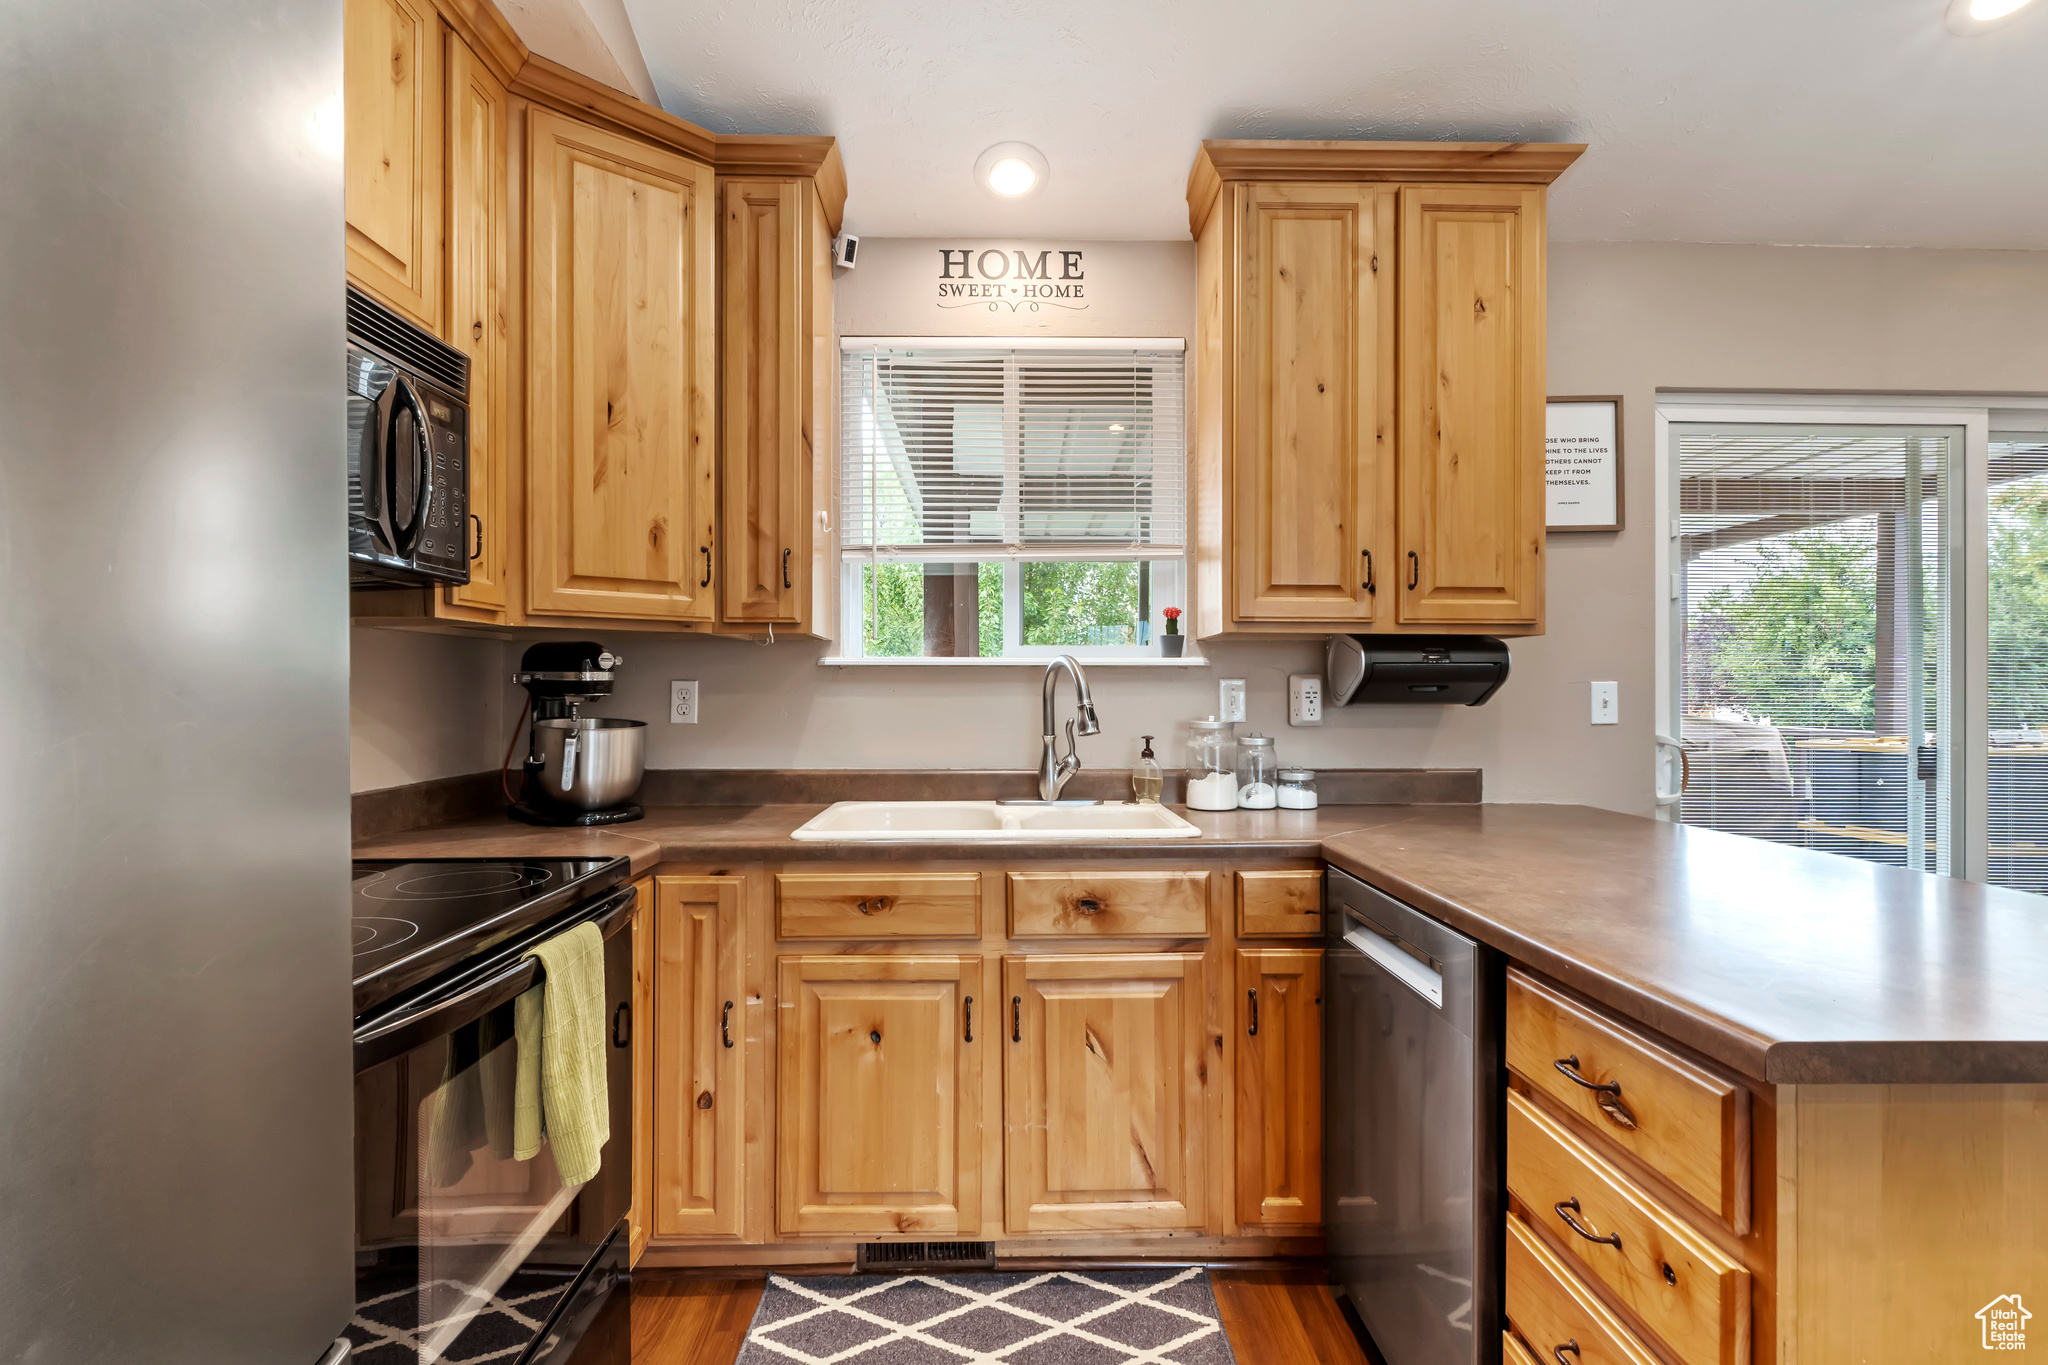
[791,799,1203,841]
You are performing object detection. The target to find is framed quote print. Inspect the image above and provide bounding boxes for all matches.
[1546,396,1623,532]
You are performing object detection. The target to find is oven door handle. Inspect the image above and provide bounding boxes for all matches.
[352,882,637,1073]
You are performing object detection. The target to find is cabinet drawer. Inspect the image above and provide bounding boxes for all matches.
[1236,869,1322,936]
[1007,871,1208,937]
[1503,1331,1543,1365]
[1508,1090,1750,1365]
[1506,1214,1663,1365]
[775,873,981,939]
[1507,971,1750,1232]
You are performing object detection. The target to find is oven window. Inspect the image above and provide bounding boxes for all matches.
[349,1002,596,1364]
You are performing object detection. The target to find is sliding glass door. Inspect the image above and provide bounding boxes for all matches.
[1986,436,2048,891]
[1669,424,1957,875]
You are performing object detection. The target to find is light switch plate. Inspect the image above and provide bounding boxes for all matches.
[1288,674,1323,727]
[1591,681,1618,725]
[1219,678,1248,723]
[670,680,699,724]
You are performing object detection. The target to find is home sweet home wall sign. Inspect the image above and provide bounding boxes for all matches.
[935,247,1091,313]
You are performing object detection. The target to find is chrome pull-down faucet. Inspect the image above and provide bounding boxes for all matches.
[1038,654,1101,801]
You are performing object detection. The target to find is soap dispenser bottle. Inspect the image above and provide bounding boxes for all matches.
[1133,736,1162,804]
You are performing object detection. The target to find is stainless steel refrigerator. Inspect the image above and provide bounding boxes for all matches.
[0,1,353,1361]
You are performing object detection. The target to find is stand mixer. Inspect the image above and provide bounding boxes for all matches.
[507,641,647,826]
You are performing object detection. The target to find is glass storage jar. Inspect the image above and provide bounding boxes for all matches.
[1236,733,1278,808]
[1185,716,1238,811]
[1276,768,1318,809]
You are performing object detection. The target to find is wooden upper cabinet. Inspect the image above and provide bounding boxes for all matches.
[1232,183,1394,626]
[720,179,807,626]
[1235,948,1323,1230]
[442,35,507,617]
[344,0,442,330]
[1003,953,1207,1234]
[526,108,716,622]
[1187,141,1580,638]
[1397,184,1547,629]
[653,876,744,1240]
[776,954,984,1237]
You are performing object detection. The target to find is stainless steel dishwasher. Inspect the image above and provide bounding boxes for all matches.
[1324,866,1504,1365]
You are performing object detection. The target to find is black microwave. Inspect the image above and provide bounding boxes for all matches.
[347,286,471,588]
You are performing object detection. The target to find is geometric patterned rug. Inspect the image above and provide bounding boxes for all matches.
[735,1268,1239,1364]
[343,1267,574,1363]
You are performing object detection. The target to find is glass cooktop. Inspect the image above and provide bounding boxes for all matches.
[351,856,630,1019]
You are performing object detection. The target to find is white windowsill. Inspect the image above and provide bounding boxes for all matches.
[818,655,1211,667]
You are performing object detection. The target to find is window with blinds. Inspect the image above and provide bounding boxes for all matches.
[1986,436,2048,892]
[836,340,1188,659]
[1674,425,1953,874]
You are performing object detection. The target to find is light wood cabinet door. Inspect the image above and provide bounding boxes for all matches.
[1232,182,1394,625]
[1397,184,1546,629]
[777,955,984,1236]
[1235,949,1322,1230]
[344,0,442,329]
[442,36,507,615]
[720,179,807,626]
[527,109,716,621]
[652,876,744,1239]
[627,876,654,1264]
[1003,953,1207,1234]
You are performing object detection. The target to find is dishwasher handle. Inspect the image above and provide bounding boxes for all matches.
[1341,910,1445,1008]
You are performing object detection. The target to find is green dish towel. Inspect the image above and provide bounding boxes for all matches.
[512,921,610,1185]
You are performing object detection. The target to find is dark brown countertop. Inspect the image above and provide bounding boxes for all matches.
[355,801,2048,1087]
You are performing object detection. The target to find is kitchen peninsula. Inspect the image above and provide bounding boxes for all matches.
[358,784,2048,1365]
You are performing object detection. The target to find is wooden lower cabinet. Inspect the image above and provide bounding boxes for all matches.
[628,875,654,1265]
[1003,953,1208,1234]
[776,954,985,1236]
[1235,949,1322,1229]
[651,875,744,1239]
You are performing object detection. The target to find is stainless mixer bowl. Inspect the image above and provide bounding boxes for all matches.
[532,717,646,811]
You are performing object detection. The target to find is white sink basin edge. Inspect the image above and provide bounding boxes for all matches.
[790,799,1203,841]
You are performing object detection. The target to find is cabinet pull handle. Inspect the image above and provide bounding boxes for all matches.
[1554,1342,1581,1365]
[1554,1055,1639,1129]
[782,548,792,588]
[1247,989,1259,1037]
[469,513,483,562]
[964,995,974,1043]
[721,1000,734,1049]
[1554,1197,1622,1249]
[700,545,712,587]
[1012,995,1021,1042]
[1407,550,1419,590]
[1361,549,1374,594]
[611,1000,630,1048]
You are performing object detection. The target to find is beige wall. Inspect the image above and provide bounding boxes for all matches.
[349,239,2048,809]
[349,628,511,792]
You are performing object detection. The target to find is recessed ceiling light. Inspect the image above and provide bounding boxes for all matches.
[1946,0,2036,32]
[975,142,1049,200]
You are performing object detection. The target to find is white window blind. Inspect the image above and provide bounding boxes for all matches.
[839,340,1186,564]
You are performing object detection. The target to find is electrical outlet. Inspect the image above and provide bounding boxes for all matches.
[1219,678,1248,723]
[670,680,699,724]
[1591,680,1618,725]
[1288,674,1323,727]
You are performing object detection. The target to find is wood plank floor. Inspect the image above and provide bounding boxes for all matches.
[631,1265,1370,1364]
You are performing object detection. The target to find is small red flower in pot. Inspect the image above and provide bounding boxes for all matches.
[1160,606,1185,656]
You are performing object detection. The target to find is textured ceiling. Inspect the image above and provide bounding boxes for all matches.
[620,0,2048,247]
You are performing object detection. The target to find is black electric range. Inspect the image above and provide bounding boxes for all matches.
[351,856,632,1019]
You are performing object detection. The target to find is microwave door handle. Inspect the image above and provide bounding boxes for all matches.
[386,376,432,557]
